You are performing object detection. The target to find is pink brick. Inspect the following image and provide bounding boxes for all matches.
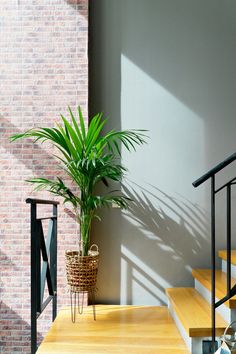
[0,0,88,352]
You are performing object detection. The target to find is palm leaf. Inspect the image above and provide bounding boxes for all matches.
[86,113,105,154]
[60,114,83,158]
[68,106,84,146]
[10,106,148,255]
[27,177,80,208]
[78,106,86,140]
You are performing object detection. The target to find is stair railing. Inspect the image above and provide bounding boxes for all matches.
[193,152,236,352]
[26,198,59,354]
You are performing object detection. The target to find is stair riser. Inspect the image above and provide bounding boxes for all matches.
[195,279,236,323]
[168,299,214,354]
[221,260,236,279]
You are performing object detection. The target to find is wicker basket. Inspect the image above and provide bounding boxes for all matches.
[65,249,99,293]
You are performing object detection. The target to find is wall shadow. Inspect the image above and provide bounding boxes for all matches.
[66,0,88,12]
[0,114,77,205]
[0,250,43,352]
[0,249,18,297]
[94,181,210,305]
[118,182,210,304]
[89,0,121,128]
[0,114,57,175]
[0,301,43,352]
[89,0,123,303]
[66,0,86,4]
[0,115,76,350]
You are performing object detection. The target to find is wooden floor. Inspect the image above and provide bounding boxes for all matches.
[37,305,189,354]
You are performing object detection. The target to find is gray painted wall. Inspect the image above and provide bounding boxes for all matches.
[89,0,236,305]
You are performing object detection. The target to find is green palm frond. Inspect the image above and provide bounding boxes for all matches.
[27,177,81,208]
[10,106,148,255]
[10,107,147,161]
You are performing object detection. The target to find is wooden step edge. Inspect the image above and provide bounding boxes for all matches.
[166,288,227,338]
[218,250,236,265]
[192,269,236,308]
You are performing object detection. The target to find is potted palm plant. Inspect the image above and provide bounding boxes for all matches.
[10,106,146,314]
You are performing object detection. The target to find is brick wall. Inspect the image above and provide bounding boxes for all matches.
[0,1,88,352]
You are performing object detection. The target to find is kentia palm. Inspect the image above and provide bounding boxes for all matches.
[10,106,146,256]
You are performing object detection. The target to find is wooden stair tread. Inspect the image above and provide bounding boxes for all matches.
[192,268,236,308]
[37,305,189,353]
[218,250,236,265]
[166,288,227,337]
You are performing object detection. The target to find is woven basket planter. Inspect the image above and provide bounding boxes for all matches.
[65,248,99,293]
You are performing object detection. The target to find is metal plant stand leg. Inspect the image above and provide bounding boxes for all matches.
[70,290,96,322]
[78,291,84,315]
[92,290,96,321]
[70,291,77,323]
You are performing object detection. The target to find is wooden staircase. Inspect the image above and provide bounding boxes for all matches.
[166,250,236,354]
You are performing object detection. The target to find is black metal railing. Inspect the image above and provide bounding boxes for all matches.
[26,198,59,354]
[193,152,236,352]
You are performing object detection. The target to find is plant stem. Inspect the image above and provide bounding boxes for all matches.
[80,210,92,256]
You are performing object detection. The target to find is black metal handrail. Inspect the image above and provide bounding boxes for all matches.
[26,198,59,354]
[192,152,236,188]
[193,153,236,352]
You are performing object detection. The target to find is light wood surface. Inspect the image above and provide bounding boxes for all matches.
[218,250,236,265]
[192,268,236,308]
[166,287,227,337]
[37,305,189,354]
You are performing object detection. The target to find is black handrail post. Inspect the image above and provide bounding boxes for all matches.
[227,184,232,295]
[27,198,59,354]
[211,175,216,351]
[30,202,40,354]
[51,204,58,321]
